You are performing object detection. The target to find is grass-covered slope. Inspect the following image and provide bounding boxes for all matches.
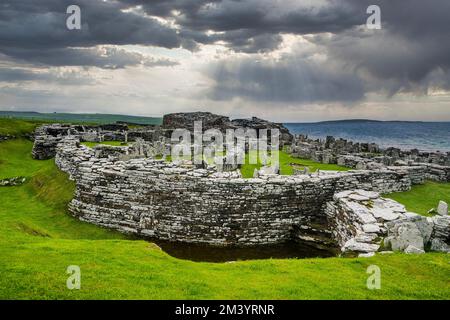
[0,139,126,241]
[0,111,162,126]
[0,139,53,179]
[0,118,46,137]
[385,181,450,216]
[0,120,449,299]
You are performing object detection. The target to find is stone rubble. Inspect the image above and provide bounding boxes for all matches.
[0,176,26,186]
[0,134,16,142]
[437,201,448,216]
[326,189,450,255]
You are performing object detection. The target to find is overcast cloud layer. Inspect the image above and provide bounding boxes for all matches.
[0,0,449,121]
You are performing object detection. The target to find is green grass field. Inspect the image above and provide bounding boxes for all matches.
[239,150,350,178]
[385,182,450,216]
[0,118,47,137]
[81,141,128,148]
[0,111,162,126]
[0,120,449,300]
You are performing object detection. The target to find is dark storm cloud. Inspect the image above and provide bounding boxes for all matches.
[0,0,182,49]
[311,30,450,96]
[337,0,450,39]
[307,0,450,96]
[197,0,450,101]
[0,0,449,104]
[0,0,366,59]
[205,56,365,103]
[130,0,364,53]
[0,0,185,67]
[1,47,178,69]
[0,67,95,85]
[2,0,449,60]
[136,0,450,54]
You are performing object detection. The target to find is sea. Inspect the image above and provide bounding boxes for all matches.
[284,121,450,152]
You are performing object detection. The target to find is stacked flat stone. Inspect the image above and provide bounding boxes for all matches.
[326,190,450,256]
[53,136,412,247]
[0,134,15,142]
[0,176,26,186]
[31,121,450,251]
[289,134,450,177]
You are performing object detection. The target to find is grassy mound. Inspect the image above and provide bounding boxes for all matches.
[0,139,53,179]
[0,118,45,137]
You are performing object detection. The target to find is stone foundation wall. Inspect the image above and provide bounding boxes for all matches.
[32,124,170,160]
[337,154,450,183]
[33,135,64,160]
[55,138,411,247]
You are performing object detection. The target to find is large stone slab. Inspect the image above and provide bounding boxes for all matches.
[437,201,448,216]
[385,221,425,251]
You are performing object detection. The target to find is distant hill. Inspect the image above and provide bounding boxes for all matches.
[314,119,432,124]
[315,119,383,124]
[0,111,162,125]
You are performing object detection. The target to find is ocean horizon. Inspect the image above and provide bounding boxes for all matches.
[2,111,449,152]
[284,120,450,152]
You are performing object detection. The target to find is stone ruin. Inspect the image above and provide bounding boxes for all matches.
[288,134,450,183]
[28,112,450,256]
[163,112,293,146]
[0,133,15,142]
[0,176,26,186]
[327,190,449,256]
[31,122,168,160]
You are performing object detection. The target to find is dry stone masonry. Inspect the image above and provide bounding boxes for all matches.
[0,176,26,187]
[53,135,411,248]
[288,134,450,182]
[30,112,450,255]
[0,134,15,142]
[326,190,450,256]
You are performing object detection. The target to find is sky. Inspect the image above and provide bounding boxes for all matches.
[0,0,449,122]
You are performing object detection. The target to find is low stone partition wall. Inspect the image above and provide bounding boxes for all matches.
[391,165,427,185]
[337,154,450,183]
[0,134,15,142]
[422,163,450,182]
[33,134,64,160]
[54,137,411,247]
[388,164,450,183]
[32,124,170,160]
[0,176,27,186]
